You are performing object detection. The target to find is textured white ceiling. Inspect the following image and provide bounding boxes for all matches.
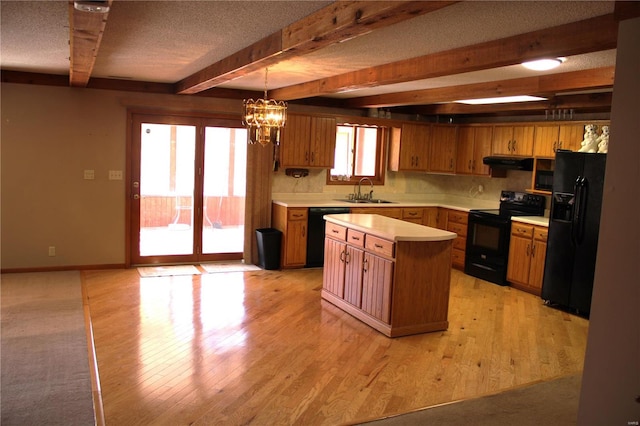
[0,0,617,102]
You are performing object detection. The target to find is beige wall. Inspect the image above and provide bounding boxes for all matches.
[1,83,533,270]
[578,16,640,424]
[0,84,242,270]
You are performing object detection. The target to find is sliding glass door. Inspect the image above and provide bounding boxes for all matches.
[129,113,246,265]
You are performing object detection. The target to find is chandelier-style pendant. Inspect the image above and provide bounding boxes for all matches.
[242,69,287,146]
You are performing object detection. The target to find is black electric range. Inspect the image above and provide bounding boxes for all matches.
[465,191,546,285]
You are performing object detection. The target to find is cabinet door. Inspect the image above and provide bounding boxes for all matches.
[400,123,430,171]
[322,237,346,297]
[511,126,534,156]
[429,125,457,173]
[456,126,475,174]
[533,125,559,157]
[284,219,307,267]
[422,207,438,228]
[492,126,514,155]
[506,235,531,284]
[280,114,311,167]
[309,116,337,167]
[472,126,493,176]
[361,253,393,324]
[529,227,549,291]
[343,245,364,307]
[558,123,585,152]
[529,239,547,292]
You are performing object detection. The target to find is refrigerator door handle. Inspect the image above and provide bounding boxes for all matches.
[572,176,587,245]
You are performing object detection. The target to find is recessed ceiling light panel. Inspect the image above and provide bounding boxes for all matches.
[454,95,548,105]
[74,1,110,13]
[522,57,566,71]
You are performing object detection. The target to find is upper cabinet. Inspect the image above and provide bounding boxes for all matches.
[279,114,336,168]
[492,125,534,157]
[389,123,430,172]
[456,125,492,176]
[533,123,585,157]
[428,125,457,174]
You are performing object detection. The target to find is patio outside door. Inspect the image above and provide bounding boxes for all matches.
[129,113,247,265]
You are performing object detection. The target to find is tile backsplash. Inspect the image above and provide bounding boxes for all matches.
[273,168,534,202]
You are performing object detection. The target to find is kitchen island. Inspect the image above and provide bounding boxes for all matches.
[322,213,457,337]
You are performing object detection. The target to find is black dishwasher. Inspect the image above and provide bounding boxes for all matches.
[306,207,351,267]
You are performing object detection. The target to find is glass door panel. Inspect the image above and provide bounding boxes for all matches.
[202,127,247,254]
[139,123,196,256]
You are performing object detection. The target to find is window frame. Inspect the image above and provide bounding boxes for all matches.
[326,123,388,186]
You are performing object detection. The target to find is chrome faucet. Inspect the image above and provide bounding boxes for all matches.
[357,177,374,200]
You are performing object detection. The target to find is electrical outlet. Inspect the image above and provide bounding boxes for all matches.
[48,246,56,257]
[83,169,95,180]
[478,184,484,193]
[108,170,123,180]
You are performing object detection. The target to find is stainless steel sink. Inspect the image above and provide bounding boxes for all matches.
[335,199,394,204]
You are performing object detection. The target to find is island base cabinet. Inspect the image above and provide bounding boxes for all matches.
[322,219,452,337]
[361,253,393,324]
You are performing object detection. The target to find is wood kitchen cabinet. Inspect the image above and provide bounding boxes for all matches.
[271,204,308,268]
[492,125,534,156]
[456,126,493,176]
[507,223,548,296]
[428,124,457,174]
[422,207,438,228]
[322,214,454,337]
[389,123,430,171]
[279,113,336,168]
[533,123,585,157]
[446,210,468,269]
[350,207,402,219]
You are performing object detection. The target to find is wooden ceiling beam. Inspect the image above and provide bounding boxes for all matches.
[175,1,457,94]
[344,67,615,108]
[411,92,613,115]
[68,0,112,87]
[271,13,618,101]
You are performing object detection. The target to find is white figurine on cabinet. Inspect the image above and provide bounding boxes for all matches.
[597,125,609,154]
[578,124,599,153]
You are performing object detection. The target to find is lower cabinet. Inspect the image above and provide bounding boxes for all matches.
[439,209,468,269]
[506,223,548,296]
[272,204,307,268]
[322,220,451,337]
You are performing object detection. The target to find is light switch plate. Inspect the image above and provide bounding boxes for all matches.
[83,169,95,180]
[108,170,123,180]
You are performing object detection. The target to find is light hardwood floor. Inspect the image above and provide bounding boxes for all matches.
[82,267,589,425]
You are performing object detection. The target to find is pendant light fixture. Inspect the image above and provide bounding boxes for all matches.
[242,68,287,146]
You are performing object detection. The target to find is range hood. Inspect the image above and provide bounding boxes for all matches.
[483,156,534,171]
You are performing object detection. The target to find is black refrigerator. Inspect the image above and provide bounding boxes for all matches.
[541,150,607,316]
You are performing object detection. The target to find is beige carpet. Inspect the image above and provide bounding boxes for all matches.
[137,264,201,277]
[1,271,95,426]
[357,374,581,426]
[200,262,261,273]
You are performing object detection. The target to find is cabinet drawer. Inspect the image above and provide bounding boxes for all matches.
[534,227,548,242]
[448,211,468,224]
[287,208,308,221]
[447,222,467,237]
[402,208,423,220]
[365,235,395,258]
[511,223,534,238]
[452,236,467,251]
[325,222,347,240]
[347,229,365,247]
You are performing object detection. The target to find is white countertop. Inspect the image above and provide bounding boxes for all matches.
[325,213,458,242]
[512,216,549,227]
[272,193,499,212]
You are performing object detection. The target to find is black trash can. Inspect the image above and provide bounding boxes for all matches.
[255,228,282,270]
